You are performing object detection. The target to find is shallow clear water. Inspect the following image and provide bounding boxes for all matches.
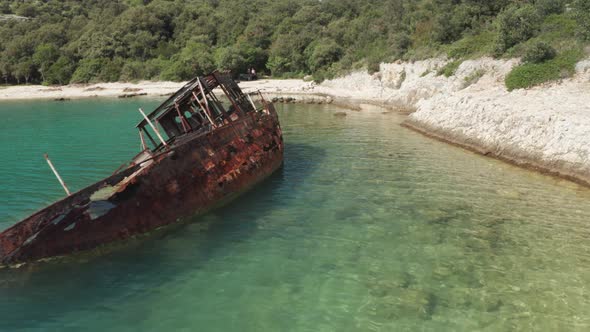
[1,100,590,331]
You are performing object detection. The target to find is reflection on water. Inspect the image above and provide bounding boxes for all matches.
[1,101,590,331]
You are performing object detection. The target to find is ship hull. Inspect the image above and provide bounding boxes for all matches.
[0,109,283,266]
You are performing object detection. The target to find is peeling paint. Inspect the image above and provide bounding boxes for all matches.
[87,201,117,220]
[23,232,39,246]
[51,214,66,225]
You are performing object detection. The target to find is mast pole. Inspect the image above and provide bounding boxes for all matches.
[139,129,147,150]
[138,108,168,147]
[44,153,71,196]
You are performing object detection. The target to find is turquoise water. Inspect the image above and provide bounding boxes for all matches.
[1,100,590,331]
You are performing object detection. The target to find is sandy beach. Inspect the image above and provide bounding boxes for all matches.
[0,81,188,101]
[0,79,317,101]
[0,77,375,105]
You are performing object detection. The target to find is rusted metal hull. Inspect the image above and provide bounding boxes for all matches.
[0,108,283,266]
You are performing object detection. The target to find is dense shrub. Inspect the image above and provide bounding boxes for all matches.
[44,56,75,85]
[433,8,465,44]
[495,5,541,53]
[534,0,565,16]
[97,59,124,82]
[119,61,145,82]
[305,39,343,72]
[70,58,104,83]
[0,2,11,14]
[389,32,412,59]
[367,57,381,75]
[573,0,590,41]
[505,49,583,90]
[447,30,496,59]
[522,42,556,63]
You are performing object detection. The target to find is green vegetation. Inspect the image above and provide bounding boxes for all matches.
[437,60,462,78]
[463,69,486,88]
[523,42,556,64]
[505,49,584,91]
[0,0,588,87]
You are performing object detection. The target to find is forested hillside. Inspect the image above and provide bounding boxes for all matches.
[0,0,588,85]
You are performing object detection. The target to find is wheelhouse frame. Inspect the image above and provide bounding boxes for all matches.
[136,71,259,151]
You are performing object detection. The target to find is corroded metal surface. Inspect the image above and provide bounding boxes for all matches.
[0,72,283,266]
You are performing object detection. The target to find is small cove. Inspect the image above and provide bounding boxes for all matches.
[0,99,589,331]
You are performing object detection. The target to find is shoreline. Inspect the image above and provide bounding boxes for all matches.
[401,120,590,188]
[3,61,590,190]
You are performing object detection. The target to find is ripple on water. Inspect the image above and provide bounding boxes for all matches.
[0,102,590,331]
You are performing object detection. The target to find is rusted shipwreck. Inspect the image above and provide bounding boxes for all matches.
[0,71,284,266]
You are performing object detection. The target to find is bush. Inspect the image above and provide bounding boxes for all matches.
[505,49,583,90]
[389,32,411,59]
[433,4,481,45]
[447,30,497,59]
[0,2,11,14]
[495,5,541,54]
[462,69,485,88]
[44,56,75,85]
[367,58,380,75]
[98,58,125,82]
[534,0,565,16]
[70,58,104,83]
[522,42,556,63]
[215,46,246,74]
[159,60,187,81]
[432,9,464,44]
[119,61,145,82]
[573,0,590,41]
[437,60,462,77]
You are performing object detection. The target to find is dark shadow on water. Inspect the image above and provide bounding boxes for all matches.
[0,142,326,330]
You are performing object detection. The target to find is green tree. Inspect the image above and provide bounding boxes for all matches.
[70,58,104,83]
[0,0,585,84]
[305,39,343,72]
[0,60,12,84]
[119,61,145,82]
[0,2,11,14]
[177,40,215,76]
[215,46,246,74]
[15,3,37,17]
[98,58,125,82]
[14,59,34,84]
[45,56,75,85]
[33,44,60,82]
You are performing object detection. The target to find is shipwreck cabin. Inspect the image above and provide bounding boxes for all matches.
[136,71,259,153]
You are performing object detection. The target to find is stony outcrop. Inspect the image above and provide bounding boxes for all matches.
[280,57,590,185]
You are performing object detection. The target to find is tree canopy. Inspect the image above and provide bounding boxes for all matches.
[0,0,587,85]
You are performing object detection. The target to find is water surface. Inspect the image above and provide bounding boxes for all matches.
[0,99,590,331]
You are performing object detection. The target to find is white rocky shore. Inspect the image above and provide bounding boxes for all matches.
[315,57,590,185]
